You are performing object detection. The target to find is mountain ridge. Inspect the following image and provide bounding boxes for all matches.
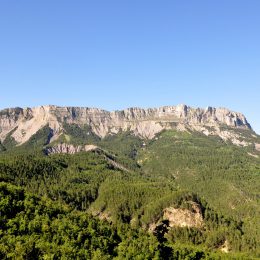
[0,104,258,149]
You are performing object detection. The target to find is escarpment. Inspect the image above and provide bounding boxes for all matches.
[0,104,257,148]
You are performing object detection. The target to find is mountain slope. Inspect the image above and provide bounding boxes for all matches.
[0,104,258,150]
[0,104,259,258]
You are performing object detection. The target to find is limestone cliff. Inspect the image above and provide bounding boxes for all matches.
[0,104,256,147]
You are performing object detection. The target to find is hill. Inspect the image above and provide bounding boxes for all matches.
[0,104,259,259]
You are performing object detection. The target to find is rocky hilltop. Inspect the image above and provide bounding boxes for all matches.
[0,104,258,148]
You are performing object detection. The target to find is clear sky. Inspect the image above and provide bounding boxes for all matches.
[0,1,259,133]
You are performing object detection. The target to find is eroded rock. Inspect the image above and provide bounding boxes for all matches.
[163,202,203,228]
[149,202,204,232]
[0,105,255,148]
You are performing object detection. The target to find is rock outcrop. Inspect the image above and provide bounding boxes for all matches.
[0,104,255,147]
[163,202,204,228]
[45,143,130,172]
[255,143,260,151]
[44,144,98,155]
[149,202,204,232]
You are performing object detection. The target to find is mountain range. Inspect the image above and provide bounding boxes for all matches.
[0,104,259,259]
[0,104,259,152]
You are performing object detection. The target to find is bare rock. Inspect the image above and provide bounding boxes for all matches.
[0,104,255,147]
[255,143,260,151]
[44,143,83,155]
[148,202,204,232]
[163,202,204,228]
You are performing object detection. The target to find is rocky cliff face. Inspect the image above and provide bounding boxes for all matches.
[149,202,204,232]
[44,144,98,155]
[0,104,255,147]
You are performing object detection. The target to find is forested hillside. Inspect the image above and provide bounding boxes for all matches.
[0,127,259,259]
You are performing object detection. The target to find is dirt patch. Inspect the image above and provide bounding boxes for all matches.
[248,152,259,158]
[219,240,230,253]
[92,210,112,223]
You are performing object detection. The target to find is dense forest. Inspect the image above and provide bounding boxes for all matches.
[0,127,259,259]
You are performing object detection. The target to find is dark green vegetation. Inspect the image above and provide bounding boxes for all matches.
[0,126,259,259]
[62,123,100,145]
[2,127,18,149]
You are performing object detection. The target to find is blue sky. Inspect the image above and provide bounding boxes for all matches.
[0,1,259,133]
